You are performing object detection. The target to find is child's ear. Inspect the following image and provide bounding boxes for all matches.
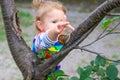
[36,21,44,31]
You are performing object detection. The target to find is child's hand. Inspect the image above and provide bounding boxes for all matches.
[56,15,75,34]
[47,15,75,41]
[61,15,75,31]
[57,21,69,33]
[57,21,75,34]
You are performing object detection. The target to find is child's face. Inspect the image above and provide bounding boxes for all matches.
[40,9,67,32]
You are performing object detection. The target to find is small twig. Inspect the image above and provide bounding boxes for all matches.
[107,13,120,16]
[99,55,120,62]
[75,46,103,55]
[75,46,120,62]
[98,21,120,38]
[82,22,120,48]
[110,32,120,34]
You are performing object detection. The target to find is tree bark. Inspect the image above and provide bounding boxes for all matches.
[0,0,120,80]
[0,0,40,80]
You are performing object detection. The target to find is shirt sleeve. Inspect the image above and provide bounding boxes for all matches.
[32,31,57,53]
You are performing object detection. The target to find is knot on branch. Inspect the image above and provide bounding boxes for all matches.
[12,10,22,40]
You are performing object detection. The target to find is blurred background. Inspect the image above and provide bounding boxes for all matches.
[0,0,120,80]
[15,0,120,12]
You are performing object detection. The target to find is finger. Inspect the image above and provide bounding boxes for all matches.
[67,24,75,31]
[57,22,69,32]
[58,22,69,27]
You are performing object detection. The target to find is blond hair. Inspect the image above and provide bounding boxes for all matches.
[32,0,67,32]
[32,0,66,21]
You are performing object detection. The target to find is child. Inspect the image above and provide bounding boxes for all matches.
[32,0,75,79]
[32,0,75,61]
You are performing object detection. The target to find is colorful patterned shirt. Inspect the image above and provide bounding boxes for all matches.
[32,31,63,60]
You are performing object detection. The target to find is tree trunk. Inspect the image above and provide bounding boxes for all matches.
[0,0,120,80]
[0,0,41,79]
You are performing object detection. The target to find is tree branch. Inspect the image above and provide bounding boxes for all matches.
[40,0,120,74]
[75,46,104,55]
[1,0,120,79]
[76,46,120,62]
[82,21,120,48]
[0,0,40,79]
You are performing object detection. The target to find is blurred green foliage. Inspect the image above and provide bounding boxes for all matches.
[0,11,6,41]
[15,0,120,12]
[70,55,120,80]
[18,11,33,27]
[0,10,33,41]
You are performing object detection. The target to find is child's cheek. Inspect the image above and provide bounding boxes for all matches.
[63,15,67,21]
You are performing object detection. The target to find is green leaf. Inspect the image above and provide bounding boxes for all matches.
[101,16,120,29]
[106,65,118,80]
[101,77,109,80]
[90,60,94,66]
[54,70,68,79]
[115,77,120,80]
[101,17,111,29]
[57,77,65,80]
[54,70,65,76]
[77,67,83,76]
[95,55,106,66]
[85,77,93,80]
[80,66,92,80]
[112,54,120,59]
[71,77,79,80]
[111,62,120,66]
[47,70,67,80]
[110,16,120,22]
[97,68,105,76]
[47,74,54,80]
